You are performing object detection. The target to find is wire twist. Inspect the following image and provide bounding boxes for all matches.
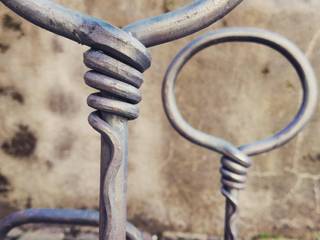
[220,149,252,240]
[83,31,151,239]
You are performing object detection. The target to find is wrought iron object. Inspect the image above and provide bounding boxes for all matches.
[162,27,318,240]
[0,0,243,240]
[0,1,318,240]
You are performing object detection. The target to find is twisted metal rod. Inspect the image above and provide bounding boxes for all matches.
[83,37,151,240]
[0,2,245,240]
[162,27,318,240]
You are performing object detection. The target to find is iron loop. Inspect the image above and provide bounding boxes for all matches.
[162,27,318,157]
[162,27,318,240]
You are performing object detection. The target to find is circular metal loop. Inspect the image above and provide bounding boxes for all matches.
[162,27,318,157]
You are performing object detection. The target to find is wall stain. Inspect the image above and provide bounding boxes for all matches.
[261,66,270,75]
[52,38,64,53]
[45,160,54,170]
[1,124,37,158]
[222,19,229,27]
[303,153,320,162]
[25,196,32,208]
[55,131,75,160]
[2,14,24,37]
[47,89,78,116]
[129,213,171,235]
[0,43,10,53]
[0,86,24,104]
[0,173,11,193]
[162,0,176,13]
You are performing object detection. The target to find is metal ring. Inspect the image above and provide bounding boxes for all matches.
[162,27,318,157]
[0,0,243,47]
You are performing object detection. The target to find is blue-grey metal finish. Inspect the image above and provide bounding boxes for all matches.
[0,1,244,240]
[0,0,243,47]
[0,209,143,240]
[162,27,318,240]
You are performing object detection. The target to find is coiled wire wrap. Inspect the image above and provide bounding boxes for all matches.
[162,27,318,240]
[220,149,251,239]
[83,27,151,239]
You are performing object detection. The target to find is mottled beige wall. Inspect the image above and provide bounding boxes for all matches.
[0,0,319,239]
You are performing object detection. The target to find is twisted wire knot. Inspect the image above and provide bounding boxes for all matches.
[83,28,151,240]
[84,49,144,120]
[220,149,252,194]
[220,148,252,239]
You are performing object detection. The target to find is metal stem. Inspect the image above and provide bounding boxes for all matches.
[224,191,238,240]
[100,114,128,240]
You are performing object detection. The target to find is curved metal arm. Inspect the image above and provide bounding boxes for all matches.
[0,209,143,240]
[0,0,243,47]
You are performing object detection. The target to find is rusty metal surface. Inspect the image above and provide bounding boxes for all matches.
[162,27,318,240]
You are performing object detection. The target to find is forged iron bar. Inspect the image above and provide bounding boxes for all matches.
[84,44,151,240]
[162,27,318,240]
[0,1,244,240]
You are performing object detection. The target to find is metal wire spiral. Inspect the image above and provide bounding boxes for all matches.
[220,149,252,240]
[84,49,148,121]
[83,32,151,239]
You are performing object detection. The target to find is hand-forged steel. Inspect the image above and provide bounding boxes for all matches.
[0,0,243,47]
[0,1,244,240]
[162,27,318,240]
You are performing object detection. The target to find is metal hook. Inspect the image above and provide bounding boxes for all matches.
[162,27,318,240]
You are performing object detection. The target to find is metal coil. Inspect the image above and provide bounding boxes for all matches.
[83,31,151,239]
[220,149,252,239]
[84,49,146,120]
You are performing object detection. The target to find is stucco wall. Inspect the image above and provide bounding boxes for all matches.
[0,0,319,239]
